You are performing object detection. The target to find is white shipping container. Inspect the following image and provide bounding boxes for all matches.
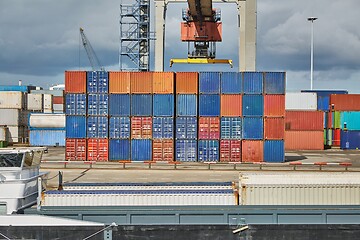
[29,113,65,128]
[0,126,7,141]
[7,126,27,143]
[43,94,53,110]
[27,93,43,111]
[285,92,317,110]
[239,172,360,205]
[43,109,52,113]
[0,92,25,109]
[53,104,64,112]
[0,109,29,126]
[42,190,237,206]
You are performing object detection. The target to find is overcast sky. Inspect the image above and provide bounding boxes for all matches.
[0,0,359,92]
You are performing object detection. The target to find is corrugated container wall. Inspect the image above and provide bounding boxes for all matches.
[153,139,174,161]
[242,95,264,117]
[131,139,152,161]
[131,94,153,116]
[242,117,263,140]
[29,130,65,147]
[109,139,130,160]
[130,72,152,94]
[27,93,43,111]
[66,116,86,138]
[176,140,197,162]
[175,72,198,94]
[43,94,53,110]
[221,72,242,94]
[175,117,197,139]
[264,95,285,117]
[264,72,285,94]
[242,140,264,162]
[109,72,130,94]
[0,85,34,92]
[285,131,324,150]
[109,117,130,139]
[285,93,317,110]
[340,130,360,150]
[153,94,174,116]
[340,112,360,130]
[198,140,219,162]
[333,111,341,129]
[199,94,220,116]
[220,140,241,162]
[263,140,285,162]
[109,94,130,116]
[65,139,87,161]
[333,129,341,146]
[285,111,323,131]
[302,90,348,111]
[87,71,109,93]
[0,109,28,126]
[198,117,220,139]
[29,113,65,129]
[264,117,285,140]
[220,117,242,139]
[131,117,152,139]
[87,116,108,138]
[0,91,25,109]
[176,95,197,116]
[65,71,87,93]
[87,94,108,116]
[243,72,263,94]
[221,95,242,117]
[65,94,86,115]
[87,138,109,161]
[199,72,220,94]
[153,117,173,139]
[153,72,174,94]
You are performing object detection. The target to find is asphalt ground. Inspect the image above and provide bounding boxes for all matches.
[36,147,360,189]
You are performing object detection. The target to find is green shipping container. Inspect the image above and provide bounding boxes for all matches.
[333,111,341,129]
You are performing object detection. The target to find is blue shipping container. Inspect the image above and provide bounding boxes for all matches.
[153,94,174,116]
[221,72,242,94]
[0,85,36,92]
[109,117,130,139]
[264,140,285,162]
[66,116,86,138]
[340,111,360,130]
[264,72,285,94]
[87,94,108,116]
[153,117,174,139]
[131,94,153,116]
[109,139,130,160]
[317,96,329,111]
[340,130,360,150]
[87,71,109,93]
[65,94,86,115]
[87,116,108,138]
[29,130,65,147]
[199,72,221,94]
[199,94,220,116]
[198,140,219,162]
[109,94,130,116]
[220,117,242,139]
[176,94,197,116]
[175,117,197,139]
[243,72,263,94]
[242,117,263,139]
[175,140,197,162]
[131,139,152,161]
[242,95,264,117]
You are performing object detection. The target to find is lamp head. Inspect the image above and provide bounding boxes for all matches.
[307,17,318,22]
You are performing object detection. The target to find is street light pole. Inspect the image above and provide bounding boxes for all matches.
[308,17,318,90]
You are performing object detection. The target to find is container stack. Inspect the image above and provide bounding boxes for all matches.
[330,94,360,150]
[30,89,65,113]
[284,93,324,150]
[65,71,87,161]
[175,72,198,162]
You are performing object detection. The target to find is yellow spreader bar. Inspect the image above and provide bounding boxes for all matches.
[170,58,233,68]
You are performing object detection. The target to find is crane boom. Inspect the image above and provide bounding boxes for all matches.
[79,28,104,71]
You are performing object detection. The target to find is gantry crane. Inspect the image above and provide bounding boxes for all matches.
[169,0,233,67]
[79,27,105,71]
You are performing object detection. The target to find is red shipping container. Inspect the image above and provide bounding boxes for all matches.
[285,111,324,131]
[330,94,360,111]
[220,140,242,162]
[285,131,324,150]
[130,72,152,94]
[242,140,264,163]
[333,129,341,146]
[65,138,86,161]
[264,117,285,140]
[53,96,64,104]
[176,72,198,94]
[131,117,152,139]
[221,95,242,117]
[264,95,285,117]
[198,117,220,139]
[153,139,174,162]
[65,71,87,93]
[87,139,109,162]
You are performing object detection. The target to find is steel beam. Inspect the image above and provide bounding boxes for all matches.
[154,0,167,71]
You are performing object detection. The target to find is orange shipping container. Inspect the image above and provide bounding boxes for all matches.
[53,96,64,104]
[330,94,360,111]
[65,71,87,93]
[264,95,285,117]
[109,71,131,93]
[221,95,242,117]
[175,72,198,94]
[130,72,152,94]
[66,138,86,161]
[285,131,324,150]
[285,111,323,131]
[153,72,174,94]
[181,22,222,42]
[131,117,152,139]
[87,139,109,162]
[264,117,285,140]
[242,140,264,163]
[152,139,174,162]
